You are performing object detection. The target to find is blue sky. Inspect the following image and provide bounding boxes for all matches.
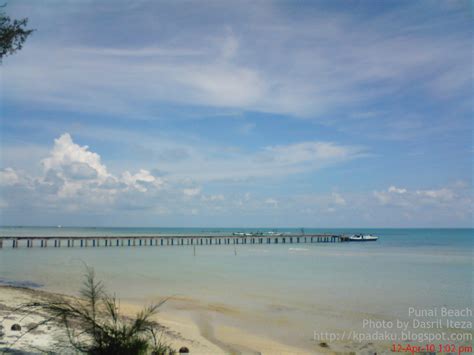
[0,0,472,227]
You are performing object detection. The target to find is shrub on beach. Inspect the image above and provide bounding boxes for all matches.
[21,267,176,355]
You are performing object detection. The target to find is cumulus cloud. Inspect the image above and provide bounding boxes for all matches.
[122,169,163,192]
[1,133,165,212]
[63,162,99,180]
[0,133,366,217]
[0,133,470,227]
[42,133,109,181]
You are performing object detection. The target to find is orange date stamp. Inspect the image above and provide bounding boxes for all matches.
[392,343,473,355]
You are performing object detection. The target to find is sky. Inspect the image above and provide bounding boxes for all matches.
[0,0,472,227]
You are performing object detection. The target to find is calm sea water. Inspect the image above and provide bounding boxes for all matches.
[0,227,472,350]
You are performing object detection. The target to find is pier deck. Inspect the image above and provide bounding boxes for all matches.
[0,234,350,248]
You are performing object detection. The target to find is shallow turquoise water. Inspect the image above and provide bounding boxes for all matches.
[0,228,472,349]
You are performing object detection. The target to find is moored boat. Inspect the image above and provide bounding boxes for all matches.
[349,234,378,242]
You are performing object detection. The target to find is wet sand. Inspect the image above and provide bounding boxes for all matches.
[0,286,312,354]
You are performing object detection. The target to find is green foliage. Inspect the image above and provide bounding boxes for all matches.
[24,266,175,354]
[0,4,34,61]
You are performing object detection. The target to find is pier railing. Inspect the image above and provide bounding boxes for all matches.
[0,234,350,249]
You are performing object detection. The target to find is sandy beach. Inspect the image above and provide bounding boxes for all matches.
[0,285,394,354]
[0,285,314,354]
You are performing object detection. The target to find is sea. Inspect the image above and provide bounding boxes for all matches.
[0,227,472,350]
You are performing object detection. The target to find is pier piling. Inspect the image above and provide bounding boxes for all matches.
[0,233,349,249]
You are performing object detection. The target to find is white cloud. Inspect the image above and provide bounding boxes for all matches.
[262,142,358,166]
[375,186,412,206]
[3,2,469,121]
[373,190,391,205]
[388,186,407,194]
[37,133,164,196]
[1,133,470,227]
[1,133,166,211]
[0,168,22,186]
[178,65,265,108]
[169,140,365,182]
[42,133,109,180]
[107,133,365,183]
[332,192,346,206]
[374,185,460,208]
[416,188,454,201]
[202,194,225,201]
[263,183,471,227]
[264,198,278,207]
[122,169,163,192]
[30,124,365,183]
[183,187,201,197]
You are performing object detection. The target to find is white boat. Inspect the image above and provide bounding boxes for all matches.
[349,234,378,242]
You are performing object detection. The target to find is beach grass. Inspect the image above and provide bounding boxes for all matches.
[5,267,176,355]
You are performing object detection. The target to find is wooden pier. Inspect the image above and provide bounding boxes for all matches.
[0,234,350,249]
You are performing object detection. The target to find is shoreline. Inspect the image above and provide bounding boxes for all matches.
[0,285,312,354]
[2,284,471,354]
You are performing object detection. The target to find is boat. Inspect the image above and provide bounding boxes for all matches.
[349,234,378,242]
